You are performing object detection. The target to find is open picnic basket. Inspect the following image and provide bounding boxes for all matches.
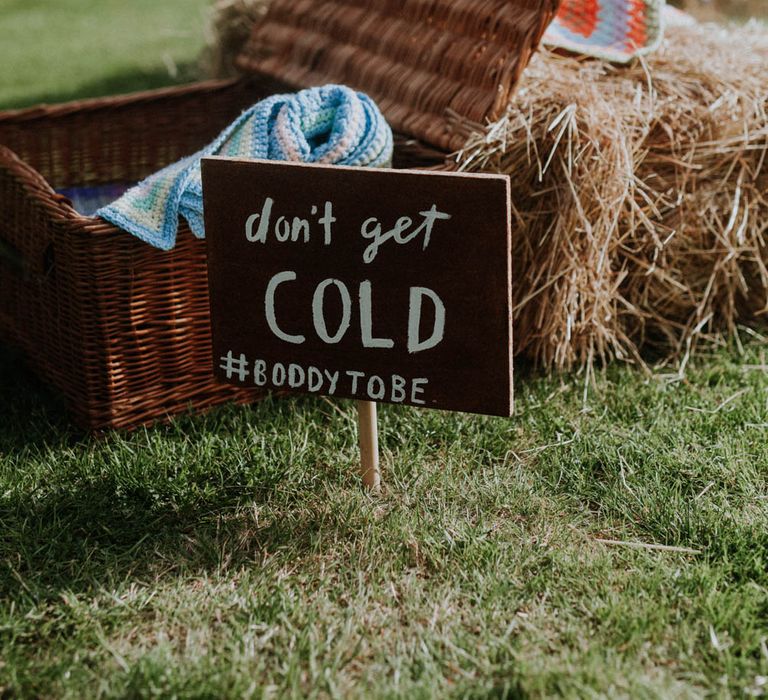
[0,0,559,431]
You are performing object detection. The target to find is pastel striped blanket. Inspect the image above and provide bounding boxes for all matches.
[544,0,664,63]
[97,85,393,250]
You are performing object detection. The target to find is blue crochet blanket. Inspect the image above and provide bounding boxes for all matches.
[97,85,393,250]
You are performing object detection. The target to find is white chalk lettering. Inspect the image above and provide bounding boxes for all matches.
[275,216,290,242]
[246,361,430,404]
[292,216,310,243]
[360,205,452,263]
[253,359,267,386]
[288,363,305,388]
[359,281,394,349]
[272,362,286,387]
[411,378,428,404]
[245,198,335,244]
[323,369,339,394]
[308,366,323,392]
[346,370,365,394]
[319,202,335,245]
[244,197,273,242]
[407,287,446,353]
[265,271,305,345]
[418,205,452,250]
[312,279,352,344]
[390,374,406,402]
[367,375,386,400]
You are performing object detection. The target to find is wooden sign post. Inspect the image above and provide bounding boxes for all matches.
[357,400,380,490]
[203,159,512,489]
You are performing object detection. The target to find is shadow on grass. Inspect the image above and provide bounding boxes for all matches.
[0,345,77,453]
[0,63,202,111]
[0,474,340,601]
[0,337,539,601]
[0,346,353,601]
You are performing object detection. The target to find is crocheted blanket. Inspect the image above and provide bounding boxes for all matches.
[544,0,664,63]
[97,85,393,250]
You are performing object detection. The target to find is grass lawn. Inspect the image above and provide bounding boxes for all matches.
[1,2,768,698]
[0,0,209,110]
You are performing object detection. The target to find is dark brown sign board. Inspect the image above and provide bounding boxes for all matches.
[203,158,513,417]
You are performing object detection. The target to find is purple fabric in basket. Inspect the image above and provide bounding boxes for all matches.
[57,183,132,217]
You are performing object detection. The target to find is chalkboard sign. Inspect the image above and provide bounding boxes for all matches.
[203,158,513,417]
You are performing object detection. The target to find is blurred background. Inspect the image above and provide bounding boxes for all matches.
[677,0,766,20]
[0,0,765,111]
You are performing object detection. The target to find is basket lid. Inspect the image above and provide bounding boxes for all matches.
[236,0,561,152]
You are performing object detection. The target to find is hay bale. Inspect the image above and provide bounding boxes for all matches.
[457,20,768,369]
[677,0,766,22]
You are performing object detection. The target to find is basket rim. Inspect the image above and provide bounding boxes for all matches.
[2,141,120,225]
[0,78,243,125]
[0,141,169,245]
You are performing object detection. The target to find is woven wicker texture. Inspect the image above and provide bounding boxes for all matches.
[0,78,446,431]
[236,0,561,151]
[0,80,268,431]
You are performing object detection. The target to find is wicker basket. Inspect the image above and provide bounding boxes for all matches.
[0,79,276,430]
[0,0,556,431]
[0,77,448,430]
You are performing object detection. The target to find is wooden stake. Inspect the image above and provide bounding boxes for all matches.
[357,400,380,490]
